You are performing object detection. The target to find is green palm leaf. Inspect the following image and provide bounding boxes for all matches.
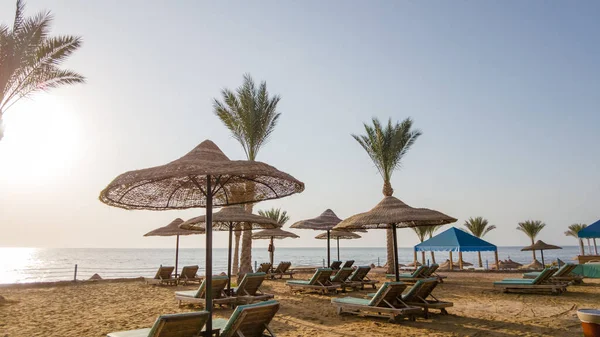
[258,208,290,227]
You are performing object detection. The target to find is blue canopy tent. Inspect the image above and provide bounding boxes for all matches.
[573,220,600,278]
[415,227,498,270]
[578,219,600,256]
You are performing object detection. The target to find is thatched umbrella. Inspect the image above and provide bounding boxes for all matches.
[253,227,300,271]
[99,140,304,333]
[178,205,278,289]
[334,196,456,281]
[521,240,562,266]
[291,209,344,267]
[315,230,361,261]
[144,218,204,276]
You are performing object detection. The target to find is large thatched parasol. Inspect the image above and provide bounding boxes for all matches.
[253,227,300,272]
[291,209,344,267]
[521,240,562,266]
[99,139,304,333]
[334,196,456,281]
[144,218,204,276]
[178,205,278,289]
[315,230,361,261]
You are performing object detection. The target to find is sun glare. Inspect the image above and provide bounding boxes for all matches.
[0,95,82,183]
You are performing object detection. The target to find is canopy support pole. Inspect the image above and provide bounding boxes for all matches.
[588,239,593,255]
[175,235,180,277]
[227,226,233,291]
[594,238,598,255]
[392,224,400,282]
[413,250,418,268]
[494,250,499,270]
[449,251,453,271]
[270,236,275,273]
[327,230,331,267]
[581,239,586,256]
[458,251,463,270]
[337,237,340,261]
[541,250,545,266]
[205,176,213,335]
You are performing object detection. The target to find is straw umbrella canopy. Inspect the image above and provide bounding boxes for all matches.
[253,227,300,271]
[144,218,204,276]
[334,196,456,281]
[178,205,279,289]
[521,240,562,266]
[291,209,345,267]
[315,230,361,261]
[99,139,304,333]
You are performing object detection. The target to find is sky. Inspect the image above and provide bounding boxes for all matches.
[0,1,599,250]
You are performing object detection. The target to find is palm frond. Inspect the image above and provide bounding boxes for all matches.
[463,217,495,238]
[564,223,587,238]
[516,220,546,241]
[258,207,290,226]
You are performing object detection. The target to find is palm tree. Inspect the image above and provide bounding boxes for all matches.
[258,208,290,226]
[412,226,429,264]
[427,225,444,264]
[0,0,85,141]
[565,223,587,255]
[352,117,422,273]
[516,220,546,261]
[213,73,281,274]
[463,217,496,267]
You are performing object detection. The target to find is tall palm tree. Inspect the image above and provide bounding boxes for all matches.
[213,73,281,274]
[427,225,444,264]
[412,226,429,264]
[516,220,546,261]
[0,0,85,141]
[565,223,587,255]
[258,208,289,226]
[352,117,422,273]
[463,217,496,267]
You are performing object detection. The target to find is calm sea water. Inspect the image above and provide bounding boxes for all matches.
[0,246,581,284]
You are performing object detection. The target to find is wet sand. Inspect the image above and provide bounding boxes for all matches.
[1,271,598,336]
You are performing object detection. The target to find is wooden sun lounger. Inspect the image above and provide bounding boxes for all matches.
[330,268,361,292]
[348,266,379,290]
[177,265,202,285]
[494,267,568,295]
[107,311,211,337]
[329,261,342,271]
[271,262,294,279]
[523,264,583,284]
[257,262,273,273]
[145,266,177,286]
[342,260,355,269]
[421,264,446,283]
[286,268,338,294]
[232,272,275,305]
[212,300,280,337]
[331,282,422,323]
[401,278,453,318]
[175,275,236,308]
[385,265,429,283]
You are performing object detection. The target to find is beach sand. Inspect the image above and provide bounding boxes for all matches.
[1,271,598,336]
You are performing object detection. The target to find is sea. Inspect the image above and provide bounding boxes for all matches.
[0,246,582,284]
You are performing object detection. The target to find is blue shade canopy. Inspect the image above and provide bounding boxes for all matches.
[415,227,497,252]
[578,220,600,238]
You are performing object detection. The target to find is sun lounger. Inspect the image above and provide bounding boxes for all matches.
[175,275,236,308]
[145,266,176,286]
[330,268,360,292]
[421,263,446,283]
[494,267,568,294]
[385,265,428,283]
[331,282,422,323]
[257,263,272,273]
[271,262,294,279]
[212,300,280,337]
[523,264,583,284]
[286,268,338,294]
[177,265,201,285]
[232,272,275,304]
[400,278,453,318]
[348,266,379,290]
[342,260,355,269]
[107,311,211,337]
[329,261,342,271]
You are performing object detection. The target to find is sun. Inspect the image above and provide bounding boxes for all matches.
[0,94,82,184]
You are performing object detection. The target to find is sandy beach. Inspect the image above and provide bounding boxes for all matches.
[1,271,598,336]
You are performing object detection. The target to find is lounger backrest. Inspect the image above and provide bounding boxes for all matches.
[349,266,371,281]
[220,300,280,337]
[180,265,199,279]
[402,278,438,302]
[194,275,229,298]
[554,264,575,277]
[424,264,439,276]
[147,311,209,337]
[342,260,355,268]
[280,262,291,273]
[308,268,333,285]
[368,282,407,308]
[236,272,266,296]
[330,261,342,270]
[273,262,286,273]
[154,266,175,280]
[257,263,272,273]
[532,267,557,284]
[331,268,353,283]
[412,265,427,278]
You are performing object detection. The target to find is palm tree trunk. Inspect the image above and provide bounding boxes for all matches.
[239,203,254,274]
[386,228,394,274]
[421,251,426,265]
[477,251,483,268]
[232,231,241,274]
[430,251,436,264]
[531,238,536,261]
[579,238,585,256]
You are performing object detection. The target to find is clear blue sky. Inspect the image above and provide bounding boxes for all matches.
[0,1,598,249]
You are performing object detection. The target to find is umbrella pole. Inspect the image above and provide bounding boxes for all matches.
[175,235,179,277]
[392,224,400,282]
[270,236,274,273]
[327,230,331,267]
[205,176,213,335]
[227,226,233,291]
[541,250,545,267]
[337,237,340,261]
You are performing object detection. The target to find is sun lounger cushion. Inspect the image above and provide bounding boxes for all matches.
[107,311,209,337]
[331,297,371,306]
